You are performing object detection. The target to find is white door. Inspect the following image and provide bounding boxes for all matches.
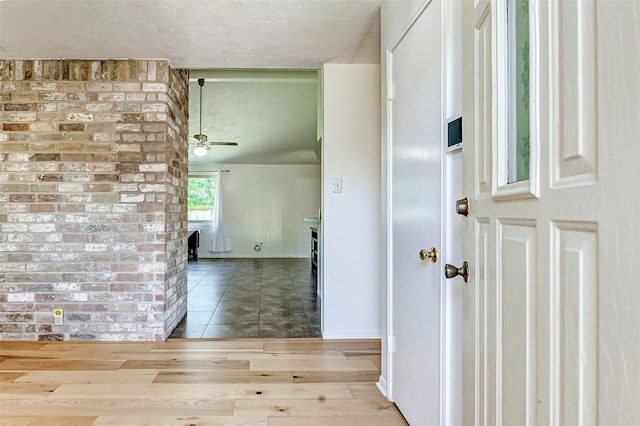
[390,1,443,424]
[462,0,640,424]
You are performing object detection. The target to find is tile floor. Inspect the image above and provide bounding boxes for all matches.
[169,258,321,339]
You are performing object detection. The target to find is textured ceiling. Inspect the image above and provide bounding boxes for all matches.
[0,0,381,69]
[0,0,381,164]
[188,70,320,165]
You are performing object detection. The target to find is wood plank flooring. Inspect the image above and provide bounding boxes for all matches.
[0,338,407,426]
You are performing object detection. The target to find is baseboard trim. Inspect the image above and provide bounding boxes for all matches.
[377,374,389,399]
[321,330,382,340]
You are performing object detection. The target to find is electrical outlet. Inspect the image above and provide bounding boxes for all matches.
[53,308,63,325]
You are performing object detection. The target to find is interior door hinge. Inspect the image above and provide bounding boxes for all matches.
[388,335,396,353]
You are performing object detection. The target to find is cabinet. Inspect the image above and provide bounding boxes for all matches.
[310,227,318,275]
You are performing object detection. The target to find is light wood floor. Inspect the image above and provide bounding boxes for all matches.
[0,338,407,426]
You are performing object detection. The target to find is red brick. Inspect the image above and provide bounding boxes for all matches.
[122,113,144,121]
[61,153,90,162]
[38,334,64,341]
[32,153,61,161]
[37,174,63,182]
[110,284,138,292]
[94,174,119,182]
[84,183,112,192]
[118,153,146,162]
[63,234,90,242]
[4,103,33,111]
[57,143,84,151]
[9,194,36,202]
[58,204,84,212]
[10,92,39,102]
[3,123,29,131]
[58,123,84,132]
[90,154,118,162]
[29,204,55,212]
[111,263,139,272]
[37,194,63,202]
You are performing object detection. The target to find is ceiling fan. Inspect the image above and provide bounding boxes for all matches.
[189,78,238,157]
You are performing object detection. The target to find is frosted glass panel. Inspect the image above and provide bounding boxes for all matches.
[508,0,530,183]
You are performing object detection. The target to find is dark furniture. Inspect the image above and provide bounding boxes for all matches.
[310,227,318,275]
[188,230,199,261]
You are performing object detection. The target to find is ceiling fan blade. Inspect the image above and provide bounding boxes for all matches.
[209,142,239,146]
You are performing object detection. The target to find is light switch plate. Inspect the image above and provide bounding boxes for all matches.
[332,178,343,193]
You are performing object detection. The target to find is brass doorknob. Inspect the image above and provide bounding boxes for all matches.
[419,247,438,262]
[456,197,469,216]
[444,261,469,282]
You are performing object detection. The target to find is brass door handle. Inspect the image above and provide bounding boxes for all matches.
[419,247,438,262]
[444,261,469,282]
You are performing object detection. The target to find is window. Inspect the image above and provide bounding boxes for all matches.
[507,0,530,183]
[188,176,216,221]
[493,0,536,198]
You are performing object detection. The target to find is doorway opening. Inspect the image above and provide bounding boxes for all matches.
[171,69,322,339]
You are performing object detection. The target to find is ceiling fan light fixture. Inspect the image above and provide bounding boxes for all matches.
[193,133,208,143]
[193,145,209,157]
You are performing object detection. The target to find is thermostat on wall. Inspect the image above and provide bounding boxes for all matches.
[446,116,462,152]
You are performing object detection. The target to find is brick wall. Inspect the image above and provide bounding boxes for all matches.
[0,60,189,341]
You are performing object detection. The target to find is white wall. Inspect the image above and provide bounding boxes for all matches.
[188,163,320,258]
[322,64,381,339]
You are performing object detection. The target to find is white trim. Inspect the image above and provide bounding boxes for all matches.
[377,374,390,399]
[389,0,435,52]
[319,66,325,338]
[439,2,448,424]
[187,172,220,177]
[196,77,317,84]
[321,330,382,340]
[384,46,395,402]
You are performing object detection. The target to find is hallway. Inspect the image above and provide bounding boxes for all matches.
[169,258,321,339]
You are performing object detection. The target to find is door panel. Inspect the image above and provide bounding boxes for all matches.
[390,2,442,424]
[463,0,640,425]
[499,221,537,426]
[552,222,598,426]
[554,0,597,185]
[474,218,492,426]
